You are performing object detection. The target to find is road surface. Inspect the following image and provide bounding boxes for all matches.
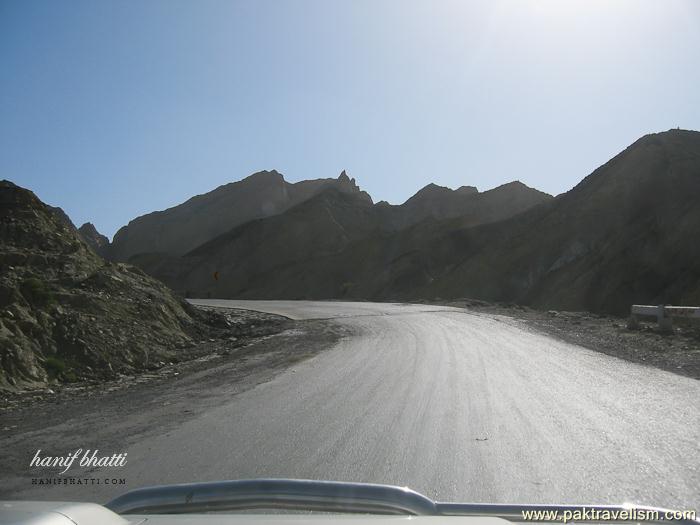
[4,300,699,508]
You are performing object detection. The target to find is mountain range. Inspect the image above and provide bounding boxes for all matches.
[5,129,697,389]
[130,179,551,299]
[119,129,699,315]
[8,128,699,324]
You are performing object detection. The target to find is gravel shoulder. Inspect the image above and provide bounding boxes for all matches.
[0,306,348,496]
[425,299,700,379]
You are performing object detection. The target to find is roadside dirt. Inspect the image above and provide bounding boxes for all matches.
[427,299,700,380]
[0,307,348,495]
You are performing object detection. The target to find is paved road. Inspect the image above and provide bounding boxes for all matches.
[6,301,700,508]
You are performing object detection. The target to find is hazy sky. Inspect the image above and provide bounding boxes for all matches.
[1,0,699,238]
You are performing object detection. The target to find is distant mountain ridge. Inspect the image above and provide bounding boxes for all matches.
[377,180,551,230]
[132,177,552,299]
[105,168,550,263]
[107,169,372,260]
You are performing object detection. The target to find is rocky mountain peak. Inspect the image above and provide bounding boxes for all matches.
[0,181,99,275]
[566,128,700,203]
[405,183,453,204]
[335,170,373,204]
[78,222,109,254]
[244,169,285,185]
[1,179,42,210]
[337,170,359,189]
[456,185,479,194]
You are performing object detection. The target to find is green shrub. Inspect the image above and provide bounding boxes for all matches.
[20,277,54,306]
[44,356,66,375]
[44,356,78,382]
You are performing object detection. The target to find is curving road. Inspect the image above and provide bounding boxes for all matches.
[6,301,700,508]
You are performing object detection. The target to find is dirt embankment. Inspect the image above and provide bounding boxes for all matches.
[0,306,346,412]
[0,306,347,489]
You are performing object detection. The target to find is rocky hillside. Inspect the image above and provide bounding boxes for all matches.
[107,169,371,261]
[0,181,223,390]
[416,129,700,313]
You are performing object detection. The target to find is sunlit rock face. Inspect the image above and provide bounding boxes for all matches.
[0,180,211,390]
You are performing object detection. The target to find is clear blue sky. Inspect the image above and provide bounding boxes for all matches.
[1,0,699,239]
